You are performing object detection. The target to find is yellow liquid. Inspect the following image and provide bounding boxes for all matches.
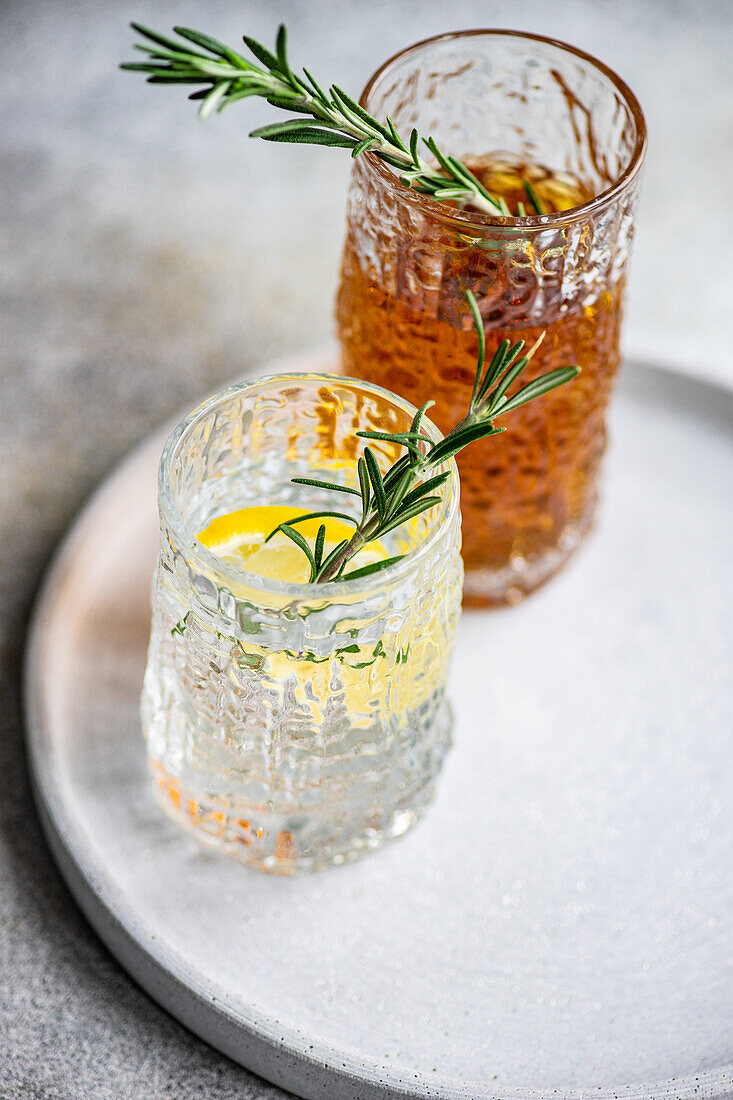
[195,505,448,719]
[198,505,388,584]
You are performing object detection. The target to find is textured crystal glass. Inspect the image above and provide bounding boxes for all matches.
[336,30,646,605]
[141,374,462,874]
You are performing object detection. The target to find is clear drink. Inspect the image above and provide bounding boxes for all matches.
[141,374,462,873]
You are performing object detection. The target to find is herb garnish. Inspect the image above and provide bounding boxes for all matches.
[266,291,577,583]
[121,23,550,217]
[123,25,572,583]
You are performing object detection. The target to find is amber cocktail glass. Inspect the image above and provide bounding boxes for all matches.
[336,30,646,605]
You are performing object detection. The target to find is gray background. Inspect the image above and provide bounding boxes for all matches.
[1,1,731,1097]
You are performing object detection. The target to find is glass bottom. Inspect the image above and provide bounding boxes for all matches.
[462,508,595,608]
[149,735,449,875]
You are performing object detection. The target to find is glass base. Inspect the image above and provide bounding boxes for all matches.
[462,513,593,608]
[149,747,448,875]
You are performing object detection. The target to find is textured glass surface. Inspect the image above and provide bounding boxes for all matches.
[141,375,462,873]
[336,31,645,605]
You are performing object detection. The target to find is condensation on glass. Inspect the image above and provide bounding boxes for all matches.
[141,375,462,873]
[336,30,646,605]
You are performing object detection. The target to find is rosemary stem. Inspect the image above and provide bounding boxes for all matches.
[317,527,369,583]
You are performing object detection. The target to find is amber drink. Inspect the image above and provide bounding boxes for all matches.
[336,31,646,604]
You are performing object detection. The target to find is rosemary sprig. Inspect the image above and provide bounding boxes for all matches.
[266,291,578,583]
[122,23,516,217]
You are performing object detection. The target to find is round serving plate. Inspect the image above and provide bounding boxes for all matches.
[24,355,733,1100]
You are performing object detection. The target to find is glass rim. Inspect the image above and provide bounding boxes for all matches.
[158,371,460,601]
[359,27,647,231]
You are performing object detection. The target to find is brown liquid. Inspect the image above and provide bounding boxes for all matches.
[336,156,624,604]
[461,153,592,215]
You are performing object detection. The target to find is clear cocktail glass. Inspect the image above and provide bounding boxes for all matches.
[141,373,462,874]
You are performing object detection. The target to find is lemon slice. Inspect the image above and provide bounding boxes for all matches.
[197,505,387,584]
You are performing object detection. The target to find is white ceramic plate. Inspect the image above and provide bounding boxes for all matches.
[24,357,733,1100]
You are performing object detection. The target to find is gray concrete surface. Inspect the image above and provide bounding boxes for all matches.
[1,1,731,1097]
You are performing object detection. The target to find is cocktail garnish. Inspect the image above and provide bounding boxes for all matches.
[121,23,549,217]
[263,291,577,583]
